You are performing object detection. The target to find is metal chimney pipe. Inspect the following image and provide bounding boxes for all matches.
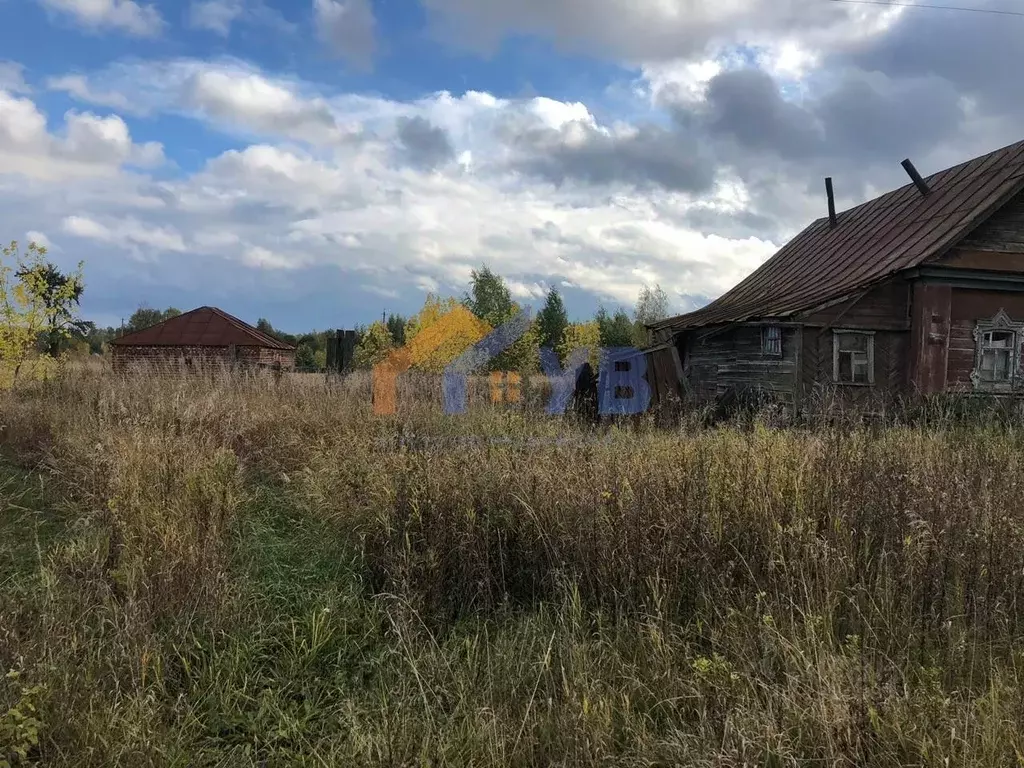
[901,158,931,196]
[825,177,838,228]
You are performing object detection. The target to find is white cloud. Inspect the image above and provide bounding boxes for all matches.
[421,0,905,65]
[241,245,301,270]
[0,64,787,311]
[26,230,54,250]
[0,90,163,180]
[313,0,376,70]
[48,74,136,112]
[60,111,165,168]
[186,66,346,145]
[0,62,29,94]
[39,0,164,37]
[188,0,243,35]
[48,60,357,146]
[62,215,187,253]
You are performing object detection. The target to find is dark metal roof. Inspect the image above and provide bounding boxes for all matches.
[110,306,296,350]
[652,138,1024,334]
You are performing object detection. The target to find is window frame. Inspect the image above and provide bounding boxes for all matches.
[832,329,875,386]
[971,309,1024,392]
[761,324,782,357]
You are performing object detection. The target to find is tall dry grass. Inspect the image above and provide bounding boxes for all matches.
[1,360,1023,766]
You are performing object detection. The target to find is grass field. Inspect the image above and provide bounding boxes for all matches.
[2,364,1024,766]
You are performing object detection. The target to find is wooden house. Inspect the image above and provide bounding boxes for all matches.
[645,139,1024,410]
[109,306,296,372]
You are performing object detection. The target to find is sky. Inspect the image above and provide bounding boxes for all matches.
[0,0,1022,333]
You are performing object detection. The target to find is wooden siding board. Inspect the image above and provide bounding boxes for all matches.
[683,324,798,405]
[959,189,1024,252]
[797,278,911,329]
[945,288,1024,390]
[941,250,1024,271]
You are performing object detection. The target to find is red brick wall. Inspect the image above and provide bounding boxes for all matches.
[110,345,295,372]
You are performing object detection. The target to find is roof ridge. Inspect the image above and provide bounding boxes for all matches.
[207,306,296,350]
[652,138,1024,333]
[110,305,296,349]
[111,306,201,344]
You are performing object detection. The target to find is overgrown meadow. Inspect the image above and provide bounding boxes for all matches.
[2,363,1024,766]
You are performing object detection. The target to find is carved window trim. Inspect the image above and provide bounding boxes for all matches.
[971,309,1024,391]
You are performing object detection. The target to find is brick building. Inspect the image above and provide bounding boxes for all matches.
[109,306,296,372]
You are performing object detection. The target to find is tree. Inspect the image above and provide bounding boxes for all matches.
[464,265,515,327]
[537,288,568,358]
[256,317,298,346]
[125,305,181,334]
[405,295,490,373]
[632,283,669,347]
[386,313,407,345]
[557,321,601,370]
[595,305,635,348]
[463,266,540,373]
[0,241,80,385]
[634,283,670,326]
[353,320,396,369]
[15,257,86,358]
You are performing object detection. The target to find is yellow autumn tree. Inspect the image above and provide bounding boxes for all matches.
[353,321,395,369]
[404,294,491,373]
[557,321,601,370]
[0,241,83,387]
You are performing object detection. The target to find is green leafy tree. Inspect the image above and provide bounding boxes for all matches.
[464,265,515,327]
[1,241,82,385]
[256,317,298,346]
[125,305,181,335]
[16,258,86,357]
[464,266,539,373]
[353,320,395,369]
[537,288,568,359]
[595,305,635,348]
[386,313,407,345]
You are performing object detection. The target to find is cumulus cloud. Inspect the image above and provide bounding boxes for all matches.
[420,0,895,64]
[46,60,359,146]
[395,116,454,170]
[508,118,717,193]
[38,0,164,37]
[0,90,164,180]
[313,0,376,70]
[62,215,187,254]
[48,74,136,113]
[17,0,1024,327]
[185,67,346,144]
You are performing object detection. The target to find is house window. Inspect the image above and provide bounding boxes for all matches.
[762,325,782,356]
[979,331,1014,383]
[833,331,874,385]
[971,310,1024,390]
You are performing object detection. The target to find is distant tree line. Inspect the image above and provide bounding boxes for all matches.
[7,239,672,377]
[347,266,673,374]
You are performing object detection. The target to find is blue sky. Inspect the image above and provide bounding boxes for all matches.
[0,0,1020,333]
